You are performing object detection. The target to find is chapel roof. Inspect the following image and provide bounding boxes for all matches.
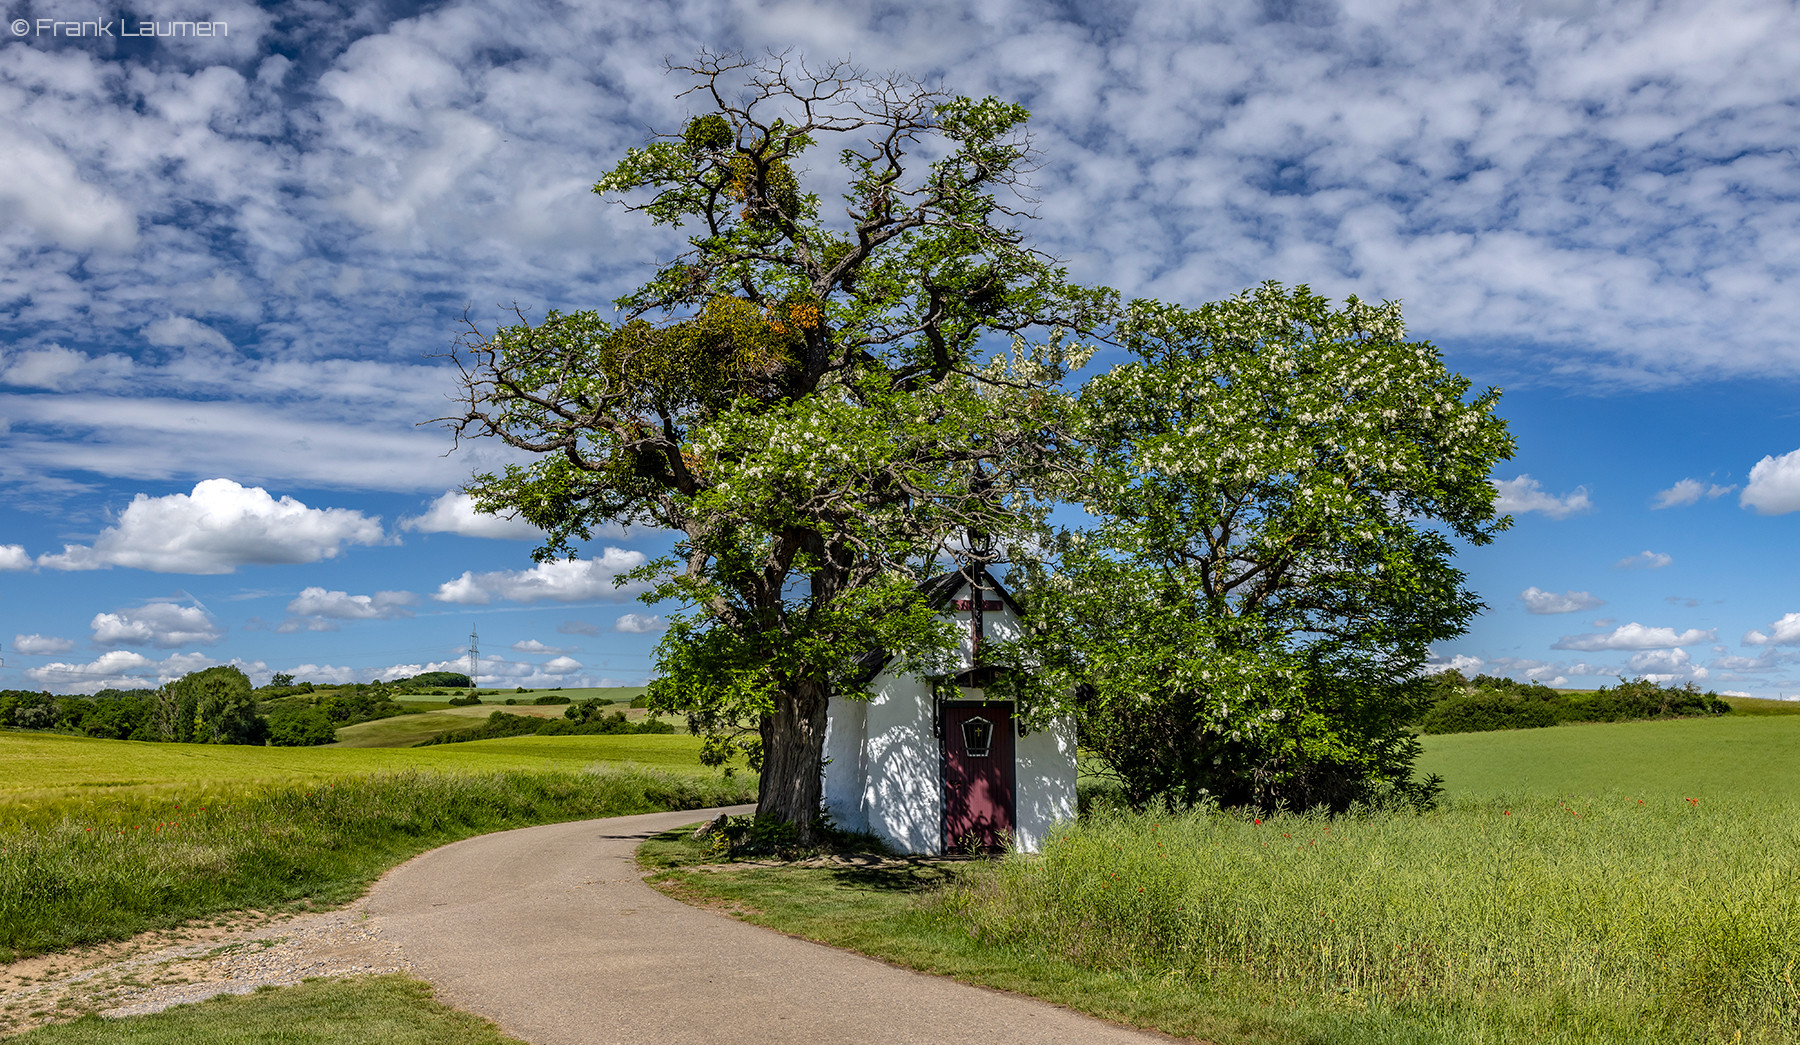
[848,565,1022,687]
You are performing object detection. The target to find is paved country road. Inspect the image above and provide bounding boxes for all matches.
[365,806,1179,1045]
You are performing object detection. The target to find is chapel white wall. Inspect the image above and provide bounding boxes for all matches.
[859,671,942,854]
[819,578,1075,856]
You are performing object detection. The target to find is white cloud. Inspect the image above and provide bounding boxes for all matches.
[614,613,667,634]
[401,491,545,541]
[1741,450,1800,515]
[12,634,74,655]
[432,550,647,604]
[542,655,583,675]
[39,479,387,574]
[0,132,137,251]
[1628,648,1692,674]
[1,345,136,391]
[511,639,571,654]
[91,603,225,648]
[141,315,232,353]
[1493,475,1592,519]
[0,545,30,570]
[1615,550,1673,570]
[1743,613,1800,646]
[1719,691,1753,698]
[285,586,416,620]
[1519,587,1605,615]
[1652,478,1736,509]
[1553,622,1717,651]
[1422,653,1482,675]
[1711,650,1795,672]
[26,651,229,694]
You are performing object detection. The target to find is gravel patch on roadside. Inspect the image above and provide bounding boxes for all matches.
[0,901,409,1036]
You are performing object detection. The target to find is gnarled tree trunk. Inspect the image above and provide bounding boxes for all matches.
[757,678,831,843]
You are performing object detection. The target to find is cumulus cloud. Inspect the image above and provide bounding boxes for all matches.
[512,639,571,654]
[1615,550,1673,570]
[12,634,74,655]
[0,545,30,570]
[141,315,233,354]
[1422,653,1483,675]
[1520,587,1605,615]
[91,603,224,648]
[26,651,235,694]
[1711,650,1795,672]
[401,492,545,541]
[38,479,387,574]
[1741,450,1800,515]
[1743,613,1800,646]
[285,586,416,621]
[1493,476,1592,519]
[2,345,136,391]
[1652,478,1737,509]
[1552,623,1717,651]
[541,655,583,675]
[614,613,667,634]
[432,550,646,604]
[1628,648,1695,675]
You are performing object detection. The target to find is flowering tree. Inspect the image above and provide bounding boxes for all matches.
[445,53,1110,839]
[1005,284,1514,813]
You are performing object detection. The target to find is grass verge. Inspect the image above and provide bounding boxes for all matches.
[2,766,753,962]
[643,794,1800,1045]
[4,975,527,1044]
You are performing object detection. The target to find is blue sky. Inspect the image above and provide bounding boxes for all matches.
[1,0,1797,696]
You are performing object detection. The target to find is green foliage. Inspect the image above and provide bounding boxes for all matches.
[416,711,548,746]
[0,767,754,961]
[0,690,64,731]
[154,667,266,745]
[448,54,1113,836]
[418,708,676,746]
[446,693,484,707]
[404,671,473,689]
[531,694,571,705]
[1007,284,1513,815]
[562,698,615,718]
[266,706,338,747]
[1419,674,1732,734]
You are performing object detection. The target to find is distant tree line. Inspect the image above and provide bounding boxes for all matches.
[1418,673,1730,734]
[0,668,476,747]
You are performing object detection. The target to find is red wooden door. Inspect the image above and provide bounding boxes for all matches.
[942,702,1016,854]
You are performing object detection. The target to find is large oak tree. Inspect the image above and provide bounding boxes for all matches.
[445,54,1110,838]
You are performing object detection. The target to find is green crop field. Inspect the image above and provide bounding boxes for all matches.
[329,704,567,748]
[332,703,669,749]
[1417,712,1800,799]
[650,712,1800,1044]
[0,730,716,811]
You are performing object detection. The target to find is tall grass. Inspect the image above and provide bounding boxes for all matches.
[948,795,1800,1040]
[0,766,753,961]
